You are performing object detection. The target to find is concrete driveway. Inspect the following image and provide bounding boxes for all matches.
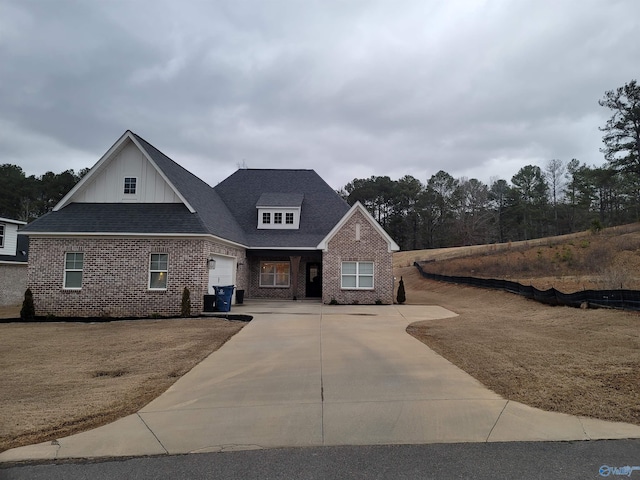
[3,301,640,461]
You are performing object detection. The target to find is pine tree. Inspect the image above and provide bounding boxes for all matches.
[20,288,35,321]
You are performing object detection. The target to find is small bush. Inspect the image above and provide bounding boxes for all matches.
[20,288,35,321]
[181,287,191,317]
[329,298,339,305]
[397,276,406,304]
[590,219,603,234]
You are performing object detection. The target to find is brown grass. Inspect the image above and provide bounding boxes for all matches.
[401,266,640,425]
[0,318,245,453]
[402,223,640,292]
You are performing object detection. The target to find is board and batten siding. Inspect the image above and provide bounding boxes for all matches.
[73,141,182,204]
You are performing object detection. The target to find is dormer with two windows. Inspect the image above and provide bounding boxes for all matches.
[256,193,303,230]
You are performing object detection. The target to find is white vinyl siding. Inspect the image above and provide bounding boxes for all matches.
[149,253,168,290]
[260,261,290,287]
[64,252,84,289]
[341,261,374,289]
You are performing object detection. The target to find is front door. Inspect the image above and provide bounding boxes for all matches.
[306,262,322,298]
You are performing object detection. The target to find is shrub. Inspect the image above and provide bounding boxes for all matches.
[590,219,603,234]
[20,288,35,321]
[397,276,406,304]
[181,287,191,317]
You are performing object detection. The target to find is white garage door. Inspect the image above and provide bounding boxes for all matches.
[208,255,235,294]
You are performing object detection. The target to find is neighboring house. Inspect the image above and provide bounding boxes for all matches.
[0,217,29,306]
[20,130,399,317]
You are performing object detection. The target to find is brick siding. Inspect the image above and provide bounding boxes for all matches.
[322,210,395,304]
[27,237,246,317]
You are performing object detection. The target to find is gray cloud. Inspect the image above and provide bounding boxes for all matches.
[1,0,638,188]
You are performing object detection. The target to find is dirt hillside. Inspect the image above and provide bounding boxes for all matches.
[395,223,640,292]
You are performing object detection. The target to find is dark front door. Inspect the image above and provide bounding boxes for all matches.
[306,262,322,298]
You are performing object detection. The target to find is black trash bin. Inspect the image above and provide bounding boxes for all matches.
[203,294,216,312]
[214,285,235,312]
[236,289,245,305]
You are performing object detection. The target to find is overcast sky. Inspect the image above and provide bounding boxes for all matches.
[1,0,639,190]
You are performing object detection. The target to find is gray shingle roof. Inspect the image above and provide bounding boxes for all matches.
[213,169,350,248]
[22,133,351,249]
[21,203,206,234]
[133,134,247,245]
[256,193,304,207]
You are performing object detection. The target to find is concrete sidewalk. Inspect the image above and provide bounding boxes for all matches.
[3,301,640,462]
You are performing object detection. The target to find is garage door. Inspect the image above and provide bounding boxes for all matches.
[208,255,235,294]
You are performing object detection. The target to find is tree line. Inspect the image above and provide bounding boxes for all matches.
[2,80,638,251]
[340,80,640,250]
[0,164,88,222]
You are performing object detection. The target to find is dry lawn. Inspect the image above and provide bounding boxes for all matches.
[0,318,245,453]
[400,266,640,426]
[409,223,640,292]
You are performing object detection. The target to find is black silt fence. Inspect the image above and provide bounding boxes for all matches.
[413,262,640,312]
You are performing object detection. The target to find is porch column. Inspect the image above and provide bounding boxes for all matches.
[290,255,301,300]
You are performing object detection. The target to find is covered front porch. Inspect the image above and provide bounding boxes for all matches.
[245,250,323,301]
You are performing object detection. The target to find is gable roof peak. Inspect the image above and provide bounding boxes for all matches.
[316,201,400,253]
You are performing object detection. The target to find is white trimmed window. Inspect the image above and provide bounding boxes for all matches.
[260,261,290,287]
[257,208,300,229]
[0,224,4,248]
[64,252,84,289]
[149,253,168,290]
[124,177,137,194]
[341,261,374,289]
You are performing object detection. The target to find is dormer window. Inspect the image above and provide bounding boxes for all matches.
[256,193,303,230]
[124,177,137,195]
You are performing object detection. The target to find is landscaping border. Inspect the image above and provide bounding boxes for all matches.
[414,262,640,311]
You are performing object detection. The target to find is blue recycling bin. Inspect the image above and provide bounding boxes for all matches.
[214,285,235,312]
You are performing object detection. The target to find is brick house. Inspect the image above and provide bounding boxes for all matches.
[20,130,399,317]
